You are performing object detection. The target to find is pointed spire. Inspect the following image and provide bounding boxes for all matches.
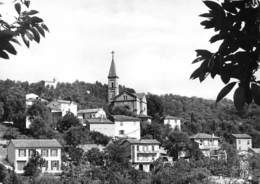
[108,51,118,78]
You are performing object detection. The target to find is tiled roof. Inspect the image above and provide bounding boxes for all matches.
[113,115,140,122]
[232,134,252,139]
[124,139,160,145]
[136,93,146,99]
[10,139,62,148]
[86,118,113,124]
[78,108,102,114]
[190,133,219,139]
[164,115,180,120]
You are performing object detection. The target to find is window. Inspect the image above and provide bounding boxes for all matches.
[247,140,250,145]
[238,140,241,144]
[137,145,139,151]
[123,95,127,100]
[18,149,26,157]
[51,149,58,157]
[17,161,26,171]
[111,82,114,88]
[42,160,48,170]
[119,130,124,135]
[29,149,35,157]
[41,149,48,157]
[152,145,154,151]
[51,161,59,170]
[120,122,123,126]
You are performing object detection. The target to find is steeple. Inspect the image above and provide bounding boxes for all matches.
[107,51,119,103]
[108,51,118,78]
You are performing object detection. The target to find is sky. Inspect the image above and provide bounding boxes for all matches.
[0,0,258,99]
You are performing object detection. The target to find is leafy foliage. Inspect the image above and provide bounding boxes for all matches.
[23,150,45,177]
[57,112,81,133]
[0,0,48,59]
[191,0,260,111]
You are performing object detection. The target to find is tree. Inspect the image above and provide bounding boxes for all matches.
[23,150,45,177]
[0,163,7,183]
[89,131,110,146]
[29,117,54,138]
[84,148,105,166]
[0,0,48,59]
[146,94,164,120]
[190,0,260,112]
[57,112,81,132]
[64,126,92,146]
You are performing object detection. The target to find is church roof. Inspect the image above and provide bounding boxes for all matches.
[108,58,118,78]
[113,115,140,122]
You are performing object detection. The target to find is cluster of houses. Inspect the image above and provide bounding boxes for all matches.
[1,52,260,175]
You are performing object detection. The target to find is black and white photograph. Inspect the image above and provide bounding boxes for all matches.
[0,0,259,183]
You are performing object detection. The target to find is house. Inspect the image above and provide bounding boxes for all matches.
[86,118,115,137]
[7,139,62,174]
[163,115,181,131]
[231,134,252,152]
[119,139,160,172]
[113,115,141,140]
[190,133,220,157]
[44,78,57,88]
[77,108,106,124]
[47,99,77,126]
[107,52,147,116]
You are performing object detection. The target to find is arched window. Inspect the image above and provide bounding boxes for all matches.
[111,82,114,88]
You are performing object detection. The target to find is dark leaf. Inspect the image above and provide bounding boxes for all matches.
[0,30,15,40]
[22,35,30,48]
[31,16,43,24]
[26,10,39,15]
[30,28,40,43]
[10,38,20,45]
[210,33,225,43]
[204,1,222,11]
[24,0,30,8]
[25,31,33,41]
[4,42,17,55]
[192,57,203,64]
[233,86,246,111]
[0,51,9,59]
[199,13,212,18]
[190,67,202,80]
[216,82,237,103]
[195,49,212,59]
[15,3,21,15]
[221,73,230,84]
[35,25,45,37]
[41,23,49,32]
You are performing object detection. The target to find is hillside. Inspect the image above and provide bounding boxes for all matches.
[0,79,260,147]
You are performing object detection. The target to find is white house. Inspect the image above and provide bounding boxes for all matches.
[163,115,181,131]
[47,99,77,127]
[77,108,106,124]
[190,133,220,158]
[113,115,141,140]
[232,134,252,152]
[119,139,160,172]
[44,78,57,88]
[86,118,115,137]
[7,139,62,174]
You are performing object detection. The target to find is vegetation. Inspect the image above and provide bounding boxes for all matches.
[190,0,260,112]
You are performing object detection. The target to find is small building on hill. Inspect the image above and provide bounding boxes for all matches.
[163,115,181,131]
[190,133,220,158]
[86,118,115,137]
[119,139,160,172]
[77,108,106,124]
[47,99,77,127]
[113,115,141,140]
[7,139,62,174]
[231,134,252,152]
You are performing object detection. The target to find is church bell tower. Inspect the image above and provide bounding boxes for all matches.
[108,51,119,103]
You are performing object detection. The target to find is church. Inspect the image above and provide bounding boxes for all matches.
[107,51,148,116]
